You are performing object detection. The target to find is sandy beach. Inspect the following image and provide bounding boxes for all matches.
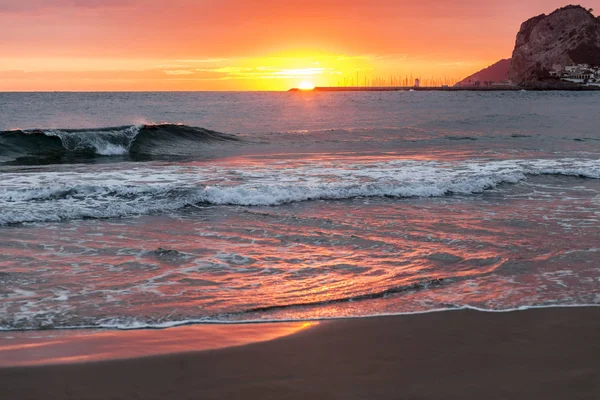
[2,307,599,400]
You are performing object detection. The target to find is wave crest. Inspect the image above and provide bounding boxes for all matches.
[0,124,238,164]
[0,158,599,225]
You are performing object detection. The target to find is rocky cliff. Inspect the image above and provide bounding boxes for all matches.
[509,5,600,83]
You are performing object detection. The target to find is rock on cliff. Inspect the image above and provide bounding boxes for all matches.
[509,5,600,83]
[455,59,511,86]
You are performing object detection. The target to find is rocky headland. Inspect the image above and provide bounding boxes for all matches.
[458,5,600,88]
[509,5,600,83]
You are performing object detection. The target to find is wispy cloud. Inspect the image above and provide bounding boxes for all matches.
[336,55,372,61]
[193,66,333,79]
[175,58,229,64]
[163,70,195,75]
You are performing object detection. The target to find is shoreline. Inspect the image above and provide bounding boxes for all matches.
[2,307,599,399]
[2,303,598,338]
[2,302,597,335]
[0,322,314,367]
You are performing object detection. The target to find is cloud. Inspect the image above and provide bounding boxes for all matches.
[163,69,195,75]
[174,59,229,64]
[194,66,332,79]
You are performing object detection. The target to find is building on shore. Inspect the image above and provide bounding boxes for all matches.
[551,64,600,85]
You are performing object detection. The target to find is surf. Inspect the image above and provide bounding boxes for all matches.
[0,158,599,226]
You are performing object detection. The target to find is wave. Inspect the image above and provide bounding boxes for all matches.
[3,301,598,332]
[0,124,238,164]
[0,278,451,331]
[0,158,599,226]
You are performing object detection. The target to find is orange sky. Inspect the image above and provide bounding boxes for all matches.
[1,0,599,91]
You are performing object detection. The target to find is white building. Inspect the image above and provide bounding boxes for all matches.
[559,64,600,84]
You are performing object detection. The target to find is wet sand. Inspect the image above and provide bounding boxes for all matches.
[0,322,313,367]
[2,307,599,400]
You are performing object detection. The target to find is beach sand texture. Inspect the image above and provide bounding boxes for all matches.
[2,307,599,400]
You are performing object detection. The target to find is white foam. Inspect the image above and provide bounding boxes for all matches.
[0,158,599,225]
[44,125,142,156]
[2,304,599,332]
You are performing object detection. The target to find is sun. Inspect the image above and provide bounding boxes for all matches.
[298,81,315,90]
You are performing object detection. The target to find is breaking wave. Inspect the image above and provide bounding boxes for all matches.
[0,124,238,164]
[0,158,599,226]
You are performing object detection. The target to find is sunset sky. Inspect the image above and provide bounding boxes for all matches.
[1,0,599,91]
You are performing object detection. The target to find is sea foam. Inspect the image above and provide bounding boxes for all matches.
[0,158,599,225]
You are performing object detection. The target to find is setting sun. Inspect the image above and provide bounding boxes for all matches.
[298,81,315,90]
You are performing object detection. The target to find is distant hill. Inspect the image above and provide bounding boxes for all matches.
[455,59,511,87]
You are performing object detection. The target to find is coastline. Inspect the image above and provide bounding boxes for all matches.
[2,307,599,399]
[289,86,600,92]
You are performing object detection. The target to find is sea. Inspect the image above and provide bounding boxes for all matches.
[0,91,599,331]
